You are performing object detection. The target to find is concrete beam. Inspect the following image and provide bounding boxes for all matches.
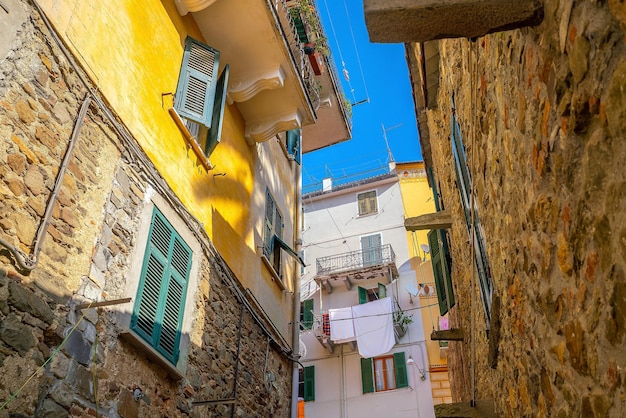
[405,209,452,231]
[344,277,352,290]
[364,0,544,43]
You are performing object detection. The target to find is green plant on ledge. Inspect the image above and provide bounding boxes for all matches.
[393,310,413,327]
[294,0,330,56]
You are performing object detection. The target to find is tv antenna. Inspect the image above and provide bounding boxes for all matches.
[382,123,402,163]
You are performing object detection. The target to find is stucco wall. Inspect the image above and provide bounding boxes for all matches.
[420,0,626,416]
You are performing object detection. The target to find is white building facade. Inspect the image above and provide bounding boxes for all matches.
[299,173,436,418]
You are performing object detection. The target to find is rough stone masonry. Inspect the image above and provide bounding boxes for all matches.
[422,0,626,416]
[0,1,292,417]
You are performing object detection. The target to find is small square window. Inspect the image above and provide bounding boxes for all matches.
[357,191,378,216]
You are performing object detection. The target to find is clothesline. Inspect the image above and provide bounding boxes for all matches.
[312,301,440,322]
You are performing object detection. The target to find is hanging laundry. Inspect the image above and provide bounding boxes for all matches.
[322,313,331,336]
[329,307,355,343]
[352,297,395,358]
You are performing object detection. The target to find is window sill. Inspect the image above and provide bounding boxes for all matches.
[357,212,378,218]
[261,255,287,291]
[119,329,184,381]
[169,108,213,171]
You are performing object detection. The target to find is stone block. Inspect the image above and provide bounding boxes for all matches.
[62,328,92,365]
[24,164,46,195]
[35,398,69,418]
[0,313,36,356]
[8,281,55,323]
[364,0,544,43]
[118,389,139,418]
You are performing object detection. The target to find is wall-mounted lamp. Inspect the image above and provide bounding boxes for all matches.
[406,355,426,381]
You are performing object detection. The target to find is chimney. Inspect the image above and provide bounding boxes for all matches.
[323,178,332,192]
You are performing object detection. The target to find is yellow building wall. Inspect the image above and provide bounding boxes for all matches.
[396,162,451,403]
[37,0,295,335]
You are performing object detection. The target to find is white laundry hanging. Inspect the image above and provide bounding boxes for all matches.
[352,297,395,358]
[329,307,356,343]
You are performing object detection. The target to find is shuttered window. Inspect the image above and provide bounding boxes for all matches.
[287,129,302,165]
[263,190,283,274]
[303,366,315,401]
[361,234,382,267]
[301,299,314,330]
[131,207,192,365]
[428,229,455,316]
[357,190,378,216]
[174,37,229,157]
[450,95,493,324]
[361,353,408,393]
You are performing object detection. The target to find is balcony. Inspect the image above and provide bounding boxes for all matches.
[175,0,351,149]
[315,244,399,293]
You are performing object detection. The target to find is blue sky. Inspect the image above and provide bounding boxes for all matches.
[302,0,422,192]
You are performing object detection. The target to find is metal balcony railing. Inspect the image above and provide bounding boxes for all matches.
[315,244,396,276]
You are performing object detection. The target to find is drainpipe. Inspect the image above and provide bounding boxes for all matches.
[290,142,303,418]
[340,345,347,418]
[0,96,91,272]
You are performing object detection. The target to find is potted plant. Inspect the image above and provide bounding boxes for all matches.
[393,310,413,338]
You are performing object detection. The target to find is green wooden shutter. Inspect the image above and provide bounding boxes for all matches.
[287,129,301,165]
[378,282,386,299]
[361,358,375,393]
[428,229,454,316]
[394,352,408,388]
[132,208,192,364]
[263,191,275,258]
[175,37,220,127]
[358,286,368,304]
[303,366,315,401]
[205,64,229,156]
[302,299,314,330]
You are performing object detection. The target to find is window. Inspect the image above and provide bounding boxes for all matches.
[358,283,386,304]
[357,190,378,216]
[450,94,493,325]
[130,207,192,365]
[361,352,408,393]
[263,190,283,274]
[301,299,314,330]
[174,37,230,157]
[361,234,382,267]
[298,366,315,401]
[286,129,301,164]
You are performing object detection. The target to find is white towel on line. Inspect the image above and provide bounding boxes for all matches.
[352,297,395,358]
[329,307,356,343]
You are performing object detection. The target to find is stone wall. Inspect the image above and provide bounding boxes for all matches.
[423,0,626,416]
[0,2,292,417]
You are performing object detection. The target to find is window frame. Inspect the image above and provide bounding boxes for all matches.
[361,352,408,394]
[298,365,315,401]
[357,190,378,216]
[130,207,192,365]
[118,191,202,378]
[360,233,383,267]
[263,189,284,276]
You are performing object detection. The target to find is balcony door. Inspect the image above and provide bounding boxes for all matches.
[361,234,382,267]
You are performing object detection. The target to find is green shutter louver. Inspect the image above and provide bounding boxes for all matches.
[205,64,229,156]
[131,208,192,364]
[428,229,454,316]
[394,352,409,388]
[378,282,386,299]
[302,299,314,330]
[175,37,220,128]
[361,357,375,394]
[303,366,315,401]
[358,286,368,304]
